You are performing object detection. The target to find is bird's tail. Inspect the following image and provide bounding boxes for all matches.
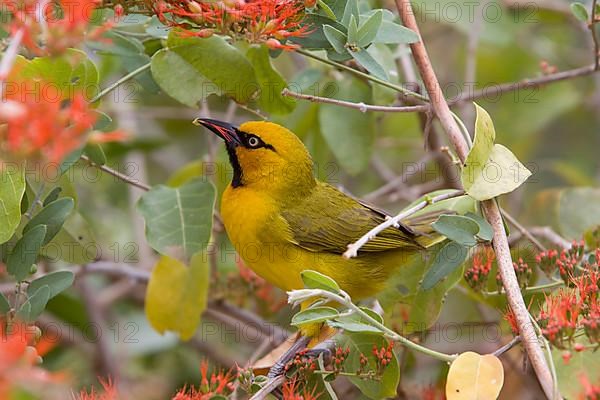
[404,210,450,248]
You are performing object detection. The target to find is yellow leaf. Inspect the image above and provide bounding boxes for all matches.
[446,352,504,400]
[145,253,209,340]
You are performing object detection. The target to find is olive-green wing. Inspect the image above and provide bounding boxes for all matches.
[281,182,423,254]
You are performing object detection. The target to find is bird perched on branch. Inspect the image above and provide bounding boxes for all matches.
[195,118,442,369]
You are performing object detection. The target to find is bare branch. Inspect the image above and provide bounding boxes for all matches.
[450,64,598,105]
[501,208,547,252]
[396,0,557,397]
[281,88,430,113]
[80,154,152,191]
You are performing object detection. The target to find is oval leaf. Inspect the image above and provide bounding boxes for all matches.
[291,306,339,326]
[0,166,26,244]
[301,270,341,293]
[7,224,47,282]
[16,285,51,322]
[145,253,209,340]
[0,292,10,314]
[570,2,589,22]
[137,179,215,260]
[27,270,74,299]
[166,32,258,104]
[432,215,480,247]
[24,198,74,245]
[446,352,504,400]
[246,45,295,114]
[421,241,468,290]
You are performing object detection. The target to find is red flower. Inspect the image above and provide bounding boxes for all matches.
[538,289,582,348]
[0,0,114,55]
[75,378,118,400]
[151,0,310,49]
[0,89,125,164]
[173,360,236,399]
[464,246,494,291]
[578,373,600,400]
[504,306,519,335]
[281,377,320,400]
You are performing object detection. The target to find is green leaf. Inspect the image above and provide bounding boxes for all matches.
[40,211,96,264]
[291,306,340,326]
[43,187,62,207]
[373,20,419,44]
[341,0,359,27]
[83,143,107,166]
[23,198,75,245]
[530,188,600,240]
[59,148,84,175]
[88,30,145,56]
[301,270,341,293]
[323,24,348,54]
[318,77,374,174]
[461,104,531,200]
[421,241,468,290]
[347,15,359,44]
[349,48,388,81]
[246,45,295,114]
[137,179,215,260]
[328,318,382,333]
[7,225,47,282]
[465,212,493,241]
[0,166,26,244]
[145,253,209,340]
[432,215,480,247]
[0,292,10,314]
[357,10,382,47]
[23,49,99,100]
[165,32,258,104]
[290,15,347,49]
[28,270,74,299]
[570,2,589,22]
[553,337,600,398]
[16,285,50,322]
[151,48,220,108]
[338,332,400,399]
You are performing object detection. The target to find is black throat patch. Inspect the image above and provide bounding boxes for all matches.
[226,143,243,188]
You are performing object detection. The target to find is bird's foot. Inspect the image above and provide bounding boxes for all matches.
[267,337,333,378]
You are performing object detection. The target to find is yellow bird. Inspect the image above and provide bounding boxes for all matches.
[195,118,439,342]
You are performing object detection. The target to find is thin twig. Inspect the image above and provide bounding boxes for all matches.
[591,0,599,70]
[295,48,428,102]
[492,335,522,357]
[396,0,557,397]
[501,208,547,252]
[80,155,152,191]
[249,375,285,400]
[343,190,464,258]
[450,64,598,105]
[89,63,151,103]
[281,88,430,113]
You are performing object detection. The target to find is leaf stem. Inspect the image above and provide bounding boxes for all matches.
[483,280,564,296]
[89,63,151,103]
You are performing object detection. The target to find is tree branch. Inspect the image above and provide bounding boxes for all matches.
[450,64,597,105]
[281,88,429,113]
[396,1,557,398]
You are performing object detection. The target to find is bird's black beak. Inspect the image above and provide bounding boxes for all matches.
[193,118,241,146]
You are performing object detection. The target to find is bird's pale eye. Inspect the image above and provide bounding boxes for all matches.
[247,136,260,148]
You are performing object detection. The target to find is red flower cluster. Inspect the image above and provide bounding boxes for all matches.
[464,245,495,291]
[0,322,62,398]
[372,341,394,374]
[75,379,117,400]
[229,259,287,312]
[0,90,126,164]
[331,346,350,374]
[151,0,310,49]
[579,373,600,400]
[281,377,320,400]
[172,360,236,399]
[537,258,600,348]
[0,0,112,55]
